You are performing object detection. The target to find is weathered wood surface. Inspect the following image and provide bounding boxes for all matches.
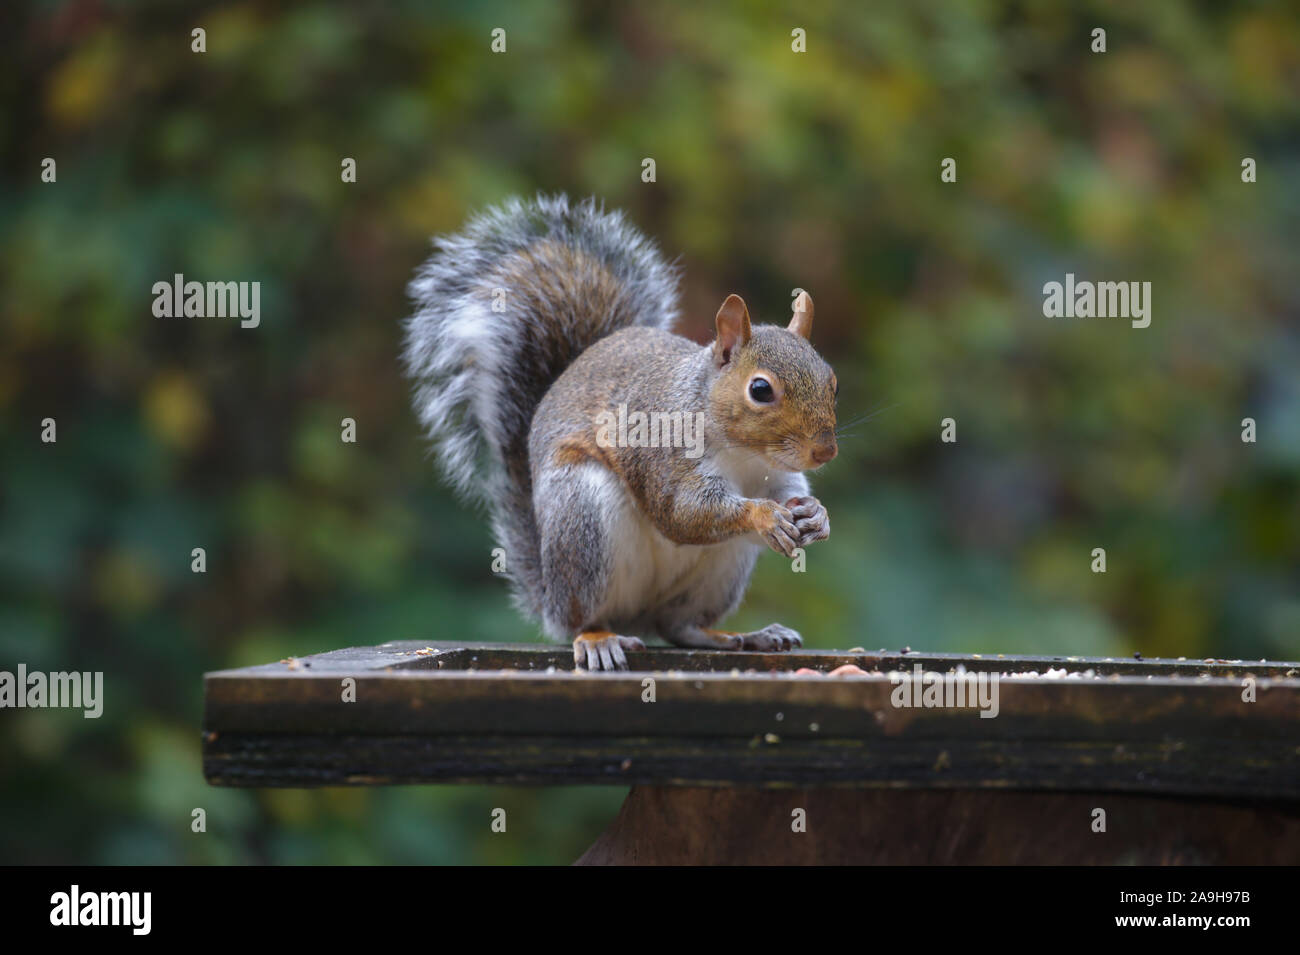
[576,786,1300,865]
[203,641,1300,798]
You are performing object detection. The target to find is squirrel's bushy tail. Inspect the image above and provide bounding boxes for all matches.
[403,194,679,617]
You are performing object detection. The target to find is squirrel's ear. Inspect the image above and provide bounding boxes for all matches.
[788,291,814,340]
[714,294,752,367]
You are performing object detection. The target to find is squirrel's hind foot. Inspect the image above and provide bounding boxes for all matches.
[664,624,803,653]
[735,623,803,652]
[573,631,646,672]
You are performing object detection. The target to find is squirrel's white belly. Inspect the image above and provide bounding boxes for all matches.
[584,465,760,634]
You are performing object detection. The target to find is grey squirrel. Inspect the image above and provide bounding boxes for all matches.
[403,195,837,670]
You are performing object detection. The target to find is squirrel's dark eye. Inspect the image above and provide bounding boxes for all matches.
[749,377,775,403]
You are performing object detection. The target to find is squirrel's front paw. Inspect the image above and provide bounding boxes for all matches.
[785,496,830,547]
[753,500,799,556]
[573,631,646,671]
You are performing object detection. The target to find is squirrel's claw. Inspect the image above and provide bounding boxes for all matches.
[739,623,803,652]
[760,502,800,557]
[573,632,645,671]
[786,496,830,547]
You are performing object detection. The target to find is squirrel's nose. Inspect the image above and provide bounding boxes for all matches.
[811,440,838,465]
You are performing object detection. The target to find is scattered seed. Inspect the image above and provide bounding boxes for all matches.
[828,663,870,677]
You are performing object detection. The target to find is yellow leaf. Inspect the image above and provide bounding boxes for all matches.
[143,371,210,451]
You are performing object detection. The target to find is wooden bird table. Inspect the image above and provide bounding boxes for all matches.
[202,641,1300,864]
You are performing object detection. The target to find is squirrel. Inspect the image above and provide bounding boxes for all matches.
[403,195,837,671]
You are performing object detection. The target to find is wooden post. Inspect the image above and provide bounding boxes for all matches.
[576,787,1300,865]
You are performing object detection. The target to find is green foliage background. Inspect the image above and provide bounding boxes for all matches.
[1,0,1297,864]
